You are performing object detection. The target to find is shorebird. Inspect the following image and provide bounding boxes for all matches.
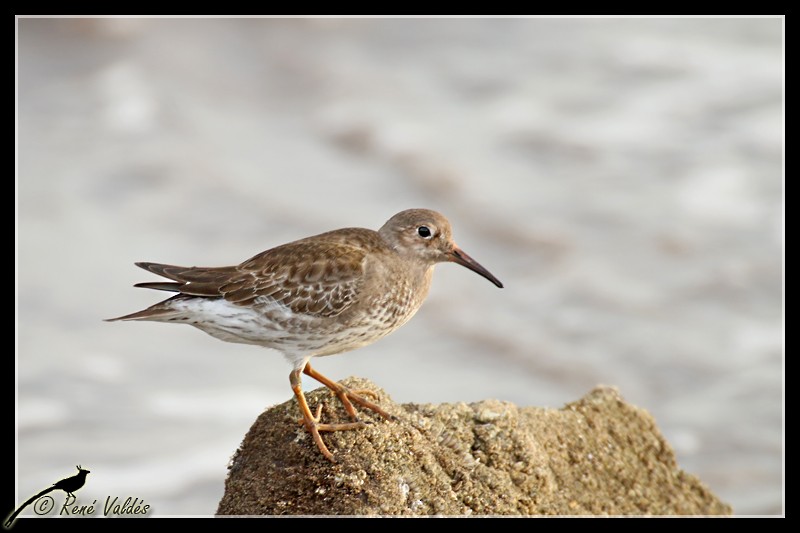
[108,209,503,460]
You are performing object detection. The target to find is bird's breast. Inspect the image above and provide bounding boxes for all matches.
[357,263,433,332]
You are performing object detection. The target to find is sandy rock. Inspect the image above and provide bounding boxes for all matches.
[217,378,731,516]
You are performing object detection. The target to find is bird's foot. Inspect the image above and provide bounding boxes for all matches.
[293,364,396,462]
[298,403,369,430]
[348,388,379,400]
[332,386,395,422]
[299,403,325,426]
[297,404,367,462]
[302,363,395,422]
[293,399,370,462]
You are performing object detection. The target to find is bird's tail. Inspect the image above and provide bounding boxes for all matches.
[5,486,56,528]
[105,306,179,322]
[105,294,193,322]
[105,261,230,322]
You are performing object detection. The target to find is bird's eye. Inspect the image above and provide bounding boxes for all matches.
[417,226,433,239]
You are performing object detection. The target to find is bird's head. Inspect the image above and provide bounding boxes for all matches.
[379,209,503,288]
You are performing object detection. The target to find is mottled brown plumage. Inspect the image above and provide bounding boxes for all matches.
[108,209,503,461]
[127,231,379,318]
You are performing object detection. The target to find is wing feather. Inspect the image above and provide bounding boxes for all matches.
[133,239,369,318]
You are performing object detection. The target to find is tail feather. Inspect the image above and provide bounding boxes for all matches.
[135,262,188,282]
[132,262,239,297]
[135,262,238,283]
[106,294,189,322]
[105,308,178,322]
[107,261,237,322]
[134,282,183,292]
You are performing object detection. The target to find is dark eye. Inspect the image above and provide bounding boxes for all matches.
[417,226,432,239]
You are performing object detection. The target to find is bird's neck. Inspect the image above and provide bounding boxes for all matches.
[411,264,435,303]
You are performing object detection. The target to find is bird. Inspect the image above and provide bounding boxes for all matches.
[5,466,90,527]
[107,209,503,461]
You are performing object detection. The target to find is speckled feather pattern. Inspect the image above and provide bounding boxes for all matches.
[109,209,502,370]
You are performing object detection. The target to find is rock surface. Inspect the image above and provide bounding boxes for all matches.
[217,378,731,516]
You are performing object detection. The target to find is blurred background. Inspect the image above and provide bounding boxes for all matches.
[16,17,783,516]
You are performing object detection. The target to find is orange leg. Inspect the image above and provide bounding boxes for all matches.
[303,362,394,422]
[290,362,395,461]
[290,367,367,462]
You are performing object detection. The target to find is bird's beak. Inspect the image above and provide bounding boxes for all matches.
[448,246,504,288]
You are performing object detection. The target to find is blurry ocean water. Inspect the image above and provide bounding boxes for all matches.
[16,17,782,516]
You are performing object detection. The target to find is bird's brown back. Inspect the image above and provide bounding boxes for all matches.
[136,228,396,319]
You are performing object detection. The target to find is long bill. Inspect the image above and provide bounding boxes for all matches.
[448,246,504,288]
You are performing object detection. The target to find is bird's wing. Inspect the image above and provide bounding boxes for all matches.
[230,240,367,317]
[135,240,368,318]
